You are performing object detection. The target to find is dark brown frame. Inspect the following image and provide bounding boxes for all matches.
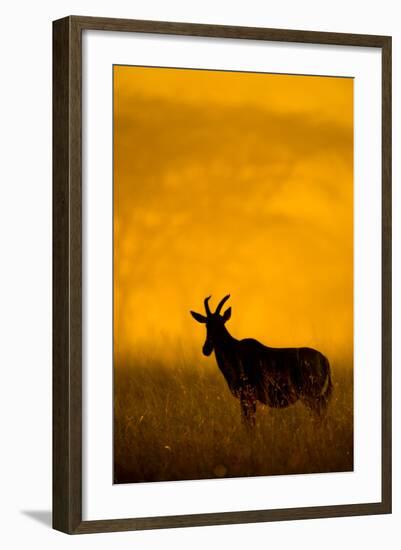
[53,15,392,534]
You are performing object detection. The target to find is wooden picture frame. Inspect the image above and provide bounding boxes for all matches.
[53,15,392,534]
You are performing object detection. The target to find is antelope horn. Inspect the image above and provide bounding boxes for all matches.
[204,295,212,316]
[215,294,230,315]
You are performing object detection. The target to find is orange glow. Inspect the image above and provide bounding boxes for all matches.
[113,66,353,365]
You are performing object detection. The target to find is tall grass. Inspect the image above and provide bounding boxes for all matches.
[114,355,353,483]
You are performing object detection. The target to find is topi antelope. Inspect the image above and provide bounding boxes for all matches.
[190,295,333,427]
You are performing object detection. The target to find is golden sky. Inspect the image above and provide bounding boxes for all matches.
[114,66,353,365]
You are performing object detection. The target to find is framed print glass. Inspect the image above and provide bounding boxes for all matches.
[52,16,392,534]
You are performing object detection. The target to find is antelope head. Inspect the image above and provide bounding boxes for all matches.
[190,295,231,356]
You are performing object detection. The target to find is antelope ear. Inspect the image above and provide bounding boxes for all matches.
[190,311,207,323]
[222,307,231,322]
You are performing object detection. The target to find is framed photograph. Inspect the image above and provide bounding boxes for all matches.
[53,16,392,534]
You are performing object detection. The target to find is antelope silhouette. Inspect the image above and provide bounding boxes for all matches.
[190,295,333,427]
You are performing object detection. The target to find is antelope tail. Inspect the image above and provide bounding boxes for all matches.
[320,369,333,399]
[316,359,333,415]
